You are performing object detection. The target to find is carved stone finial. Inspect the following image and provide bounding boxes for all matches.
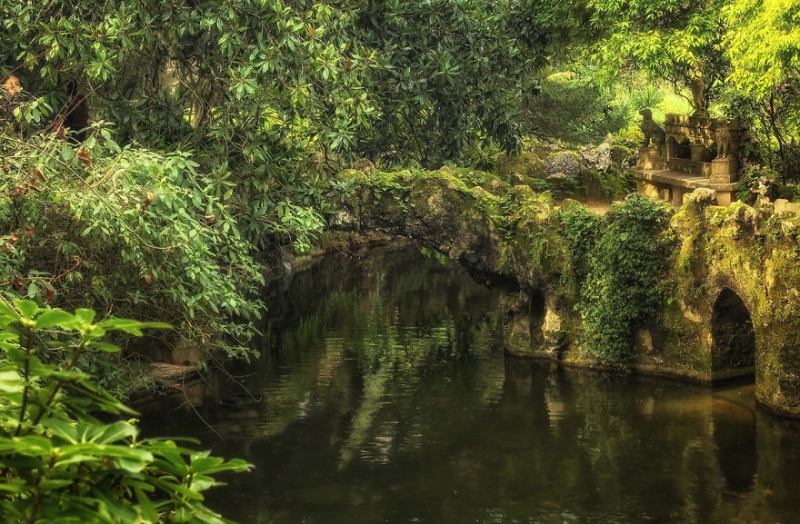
[715,117,732,159]
[690,70,708,117]
[639,109,666,147]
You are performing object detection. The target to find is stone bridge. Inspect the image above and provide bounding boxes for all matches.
[332,168,800,418]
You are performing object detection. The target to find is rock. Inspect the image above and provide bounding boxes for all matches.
[635,328,654,353]
[610,144,636,170]
[497,152,545,180]
[330,209,359,230]
[544,152,583,181]
[508,184,536,203]
[545,172,578,196]
[148,362,198,387]
[171,340,203,366]
[682,188,717,210]
[580,143,612,171]
[752,175,778,201]
[542,308,568,358]
[774,199,789,214]
[782,220,797,237]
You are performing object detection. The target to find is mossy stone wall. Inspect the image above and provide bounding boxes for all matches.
[333,168,800,417]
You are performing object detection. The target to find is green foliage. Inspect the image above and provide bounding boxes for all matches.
[0,118,264,360]
[1,0,370,248]
[522,70,629,144]
[0,300,251,523]
[557,202,604,283]
[723,0,800,98]
[577,0,730,101]
[560,195,672,365]
[352,0,544,167]
[465,140,503,172]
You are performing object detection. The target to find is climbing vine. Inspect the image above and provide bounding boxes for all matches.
[561,194,673,366]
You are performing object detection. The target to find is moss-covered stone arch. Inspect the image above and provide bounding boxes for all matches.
[697,207,797,416]
[335,168,800,417]
[709,287,756,381]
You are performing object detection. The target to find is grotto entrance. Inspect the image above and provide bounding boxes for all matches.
[710,288,756,382]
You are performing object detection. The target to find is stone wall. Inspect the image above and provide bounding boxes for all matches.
[330,168,800,417]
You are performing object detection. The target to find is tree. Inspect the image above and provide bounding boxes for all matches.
[534,0,729,113]
[723,0,800,180]
[1,98,265,366]
[724,0,800,96]
[351,0,545,166]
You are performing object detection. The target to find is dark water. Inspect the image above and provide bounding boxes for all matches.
[141,246,800,524]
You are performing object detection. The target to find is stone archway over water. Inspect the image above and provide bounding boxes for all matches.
[711,288,756,382]
[338,167,800,416]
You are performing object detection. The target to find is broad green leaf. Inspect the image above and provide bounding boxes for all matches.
[134,486,159,522]
[35,309,78,330]
[74,308,97,324]
[39,479,76,490]
[0,481,26,494]
[97,318,171,335]
[90,420,138,444]
[0,300,17,319]
[14,299,39,320]
[43,418,78,444]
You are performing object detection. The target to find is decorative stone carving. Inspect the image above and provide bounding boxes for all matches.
[639,109,666,147]
[634,113,742,207]
[690,70,708,117]
[715,117,732,158]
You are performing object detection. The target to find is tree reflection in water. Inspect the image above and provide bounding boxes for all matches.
[140,245,800,524]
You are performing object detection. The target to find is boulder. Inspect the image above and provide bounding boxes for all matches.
[580,143,612,171]
[682,188,718,211]
[544,152,583,182]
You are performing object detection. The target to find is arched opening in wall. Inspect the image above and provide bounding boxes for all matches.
[529,289,546,351]
[530,289,545,326]
[711,288,756,382]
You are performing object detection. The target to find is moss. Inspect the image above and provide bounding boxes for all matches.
[496,152,545,181]
[436,167,510,196]
[343,166,800,417]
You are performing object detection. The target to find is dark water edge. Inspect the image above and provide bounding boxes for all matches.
[139,246,800,524]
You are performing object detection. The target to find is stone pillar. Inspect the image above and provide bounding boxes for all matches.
[672,187,687,207]
[715,190,734,207]
[636,179,662,200]
[710,158,739,184]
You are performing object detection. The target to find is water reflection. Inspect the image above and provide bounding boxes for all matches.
[140,246,800,524]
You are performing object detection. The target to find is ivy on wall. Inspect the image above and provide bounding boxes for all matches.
[560,194,673,365]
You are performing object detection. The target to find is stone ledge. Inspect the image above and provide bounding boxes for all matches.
[634,169,736,191]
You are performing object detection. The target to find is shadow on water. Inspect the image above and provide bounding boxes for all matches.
[139,245,800,524]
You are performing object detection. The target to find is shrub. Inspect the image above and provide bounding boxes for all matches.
[0,300,251,523]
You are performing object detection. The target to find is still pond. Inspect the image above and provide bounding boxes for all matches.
[141,246,800,524]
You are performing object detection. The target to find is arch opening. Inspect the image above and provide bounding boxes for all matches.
[711,288,755,382]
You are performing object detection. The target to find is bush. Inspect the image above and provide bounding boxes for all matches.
[0,300,251,523]
[0,116,264,362]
